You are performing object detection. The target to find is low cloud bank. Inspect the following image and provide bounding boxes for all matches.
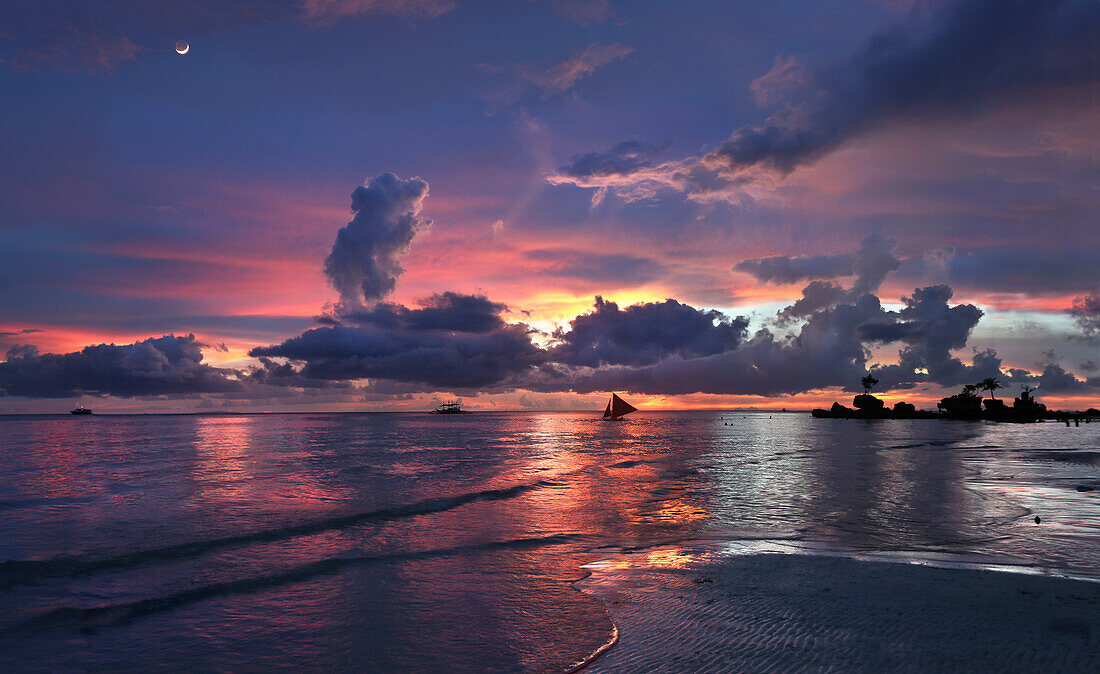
[0,335,240,398]
[251,292,545,390]
[3,178,1093,402]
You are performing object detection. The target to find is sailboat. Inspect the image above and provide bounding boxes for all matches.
[602,393,637,420]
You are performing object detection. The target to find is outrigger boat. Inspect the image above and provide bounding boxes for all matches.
[602,393,637,420]
[429,401,471,415]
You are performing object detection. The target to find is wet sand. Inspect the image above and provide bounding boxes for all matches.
[579,550,1100,672]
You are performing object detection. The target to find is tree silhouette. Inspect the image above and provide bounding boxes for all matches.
[979,377,1002,401]
[860,375,879,394]
[961,384,980,397]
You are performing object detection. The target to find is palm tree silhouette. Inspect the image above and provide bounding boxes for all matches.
[979,377,1002,401]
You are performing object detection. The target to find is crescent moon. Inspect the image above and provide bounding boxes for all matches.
[175,40,189,55]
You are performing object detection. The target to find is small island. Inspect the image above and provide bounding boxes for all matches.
[812,375,1098,423]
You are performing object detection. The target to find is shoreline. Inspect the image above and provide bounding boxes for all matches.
[575,544,1100,672]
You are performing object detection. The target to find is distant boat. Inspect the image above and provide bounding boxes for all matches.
[602,393,637,420]
[70,405,93,415]
[429,401,471,415]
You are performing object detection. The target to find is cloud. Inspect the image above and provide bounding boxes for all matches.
[776,280,847,323]
[251,293,545,390]
[1069,290,1100,341]
[547,282,1000,397]
[323,173,432,307]
[736,233,901,316]
[340,292,509,333]
[1036,362,1094,393]
[534,0,614,25]
[910,248,1100,295]
[528,43,633,96]
[302,0,455,23]
[860,285,987,387]
[549,296,749,367]
[549,293,888,396]
[556,141,665,180]
[734,251,857,286]
[524,249,666,288]
[255,215,1023,399]
[0,335,240,398]
[749,55,810,107]
[242,357,354,389]
[711,0,1100,173]
[484,43,632,112]
[546,141,722,207]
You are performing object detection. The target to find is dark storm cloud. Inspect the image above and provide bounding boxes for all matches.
[860,285,987,387]
[712,0,1100,172]
[242,358,353,390]
[549,294,889,396]
[534,283,1003,397]
[1036,362,1094,393]
[549,296,749,368]
[1069,291,1100,341]
[777,281,847,322]
[251,293,544,390]
[524,249,666,287]
[557,142,665,180]
[0,335,240,398]
[323,174,432,307]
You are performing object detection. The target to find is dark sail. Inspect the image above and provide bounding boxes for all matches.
[603,393,637,420]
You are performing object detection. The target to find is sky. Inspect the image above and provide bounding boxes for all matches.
[0,0,1098,412]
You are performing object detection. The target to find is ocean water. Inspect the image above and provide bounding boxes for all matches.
[0,411,1097,671]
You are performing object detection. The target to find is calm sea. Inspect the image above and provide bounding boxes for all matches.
[0,412,1097,671]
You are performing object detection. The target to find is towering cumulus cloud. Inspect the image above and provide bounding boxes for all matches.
[323,173,432,307]
[712,0,1100,173]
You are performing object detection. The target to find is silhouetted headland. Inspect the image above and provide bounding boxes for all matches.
[812,376,1098,423]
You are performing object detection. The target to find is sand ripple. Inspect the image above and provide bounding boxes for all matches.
[580,552,1099,672]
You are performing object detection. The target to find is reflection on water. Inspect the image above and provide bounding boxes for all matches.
[0,412,1097,670]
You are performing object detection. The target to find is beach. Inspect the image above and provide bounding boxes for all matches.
[580,546,1099,672]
